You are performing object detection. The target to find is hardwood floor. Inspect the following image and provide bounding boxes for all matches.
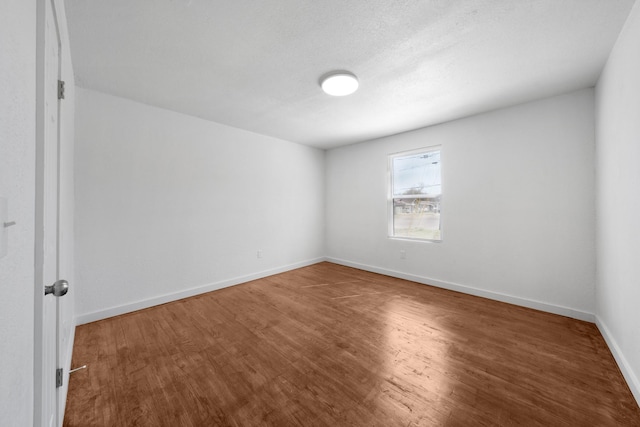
[64,262,640,426]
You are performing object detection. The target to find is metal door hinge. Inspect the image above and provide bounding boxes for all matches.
[58,80,65,100]
[56,368,63,388]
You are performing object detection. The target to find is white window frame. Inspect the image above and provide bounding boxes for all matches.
[388,145,442,242]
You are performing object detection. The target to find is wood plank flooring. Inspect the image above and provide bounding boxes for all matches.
[64,262,640,426]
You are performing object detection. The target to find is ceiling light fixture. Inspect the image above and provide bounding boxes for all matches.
[320,71,359,96]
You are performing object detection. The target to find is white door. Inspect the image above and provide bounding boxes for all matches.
[35,0,66,426]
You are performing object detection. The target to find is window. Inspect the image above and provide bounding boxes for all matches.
[389,147,442,241]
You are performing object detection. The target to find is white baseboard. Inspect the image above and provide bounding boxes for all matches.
[75,257,326,325]
[325,257,595,322]
[595,316,640,406]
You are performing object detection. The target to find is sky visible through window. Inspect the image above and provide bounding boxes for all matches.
[393,151,441,196]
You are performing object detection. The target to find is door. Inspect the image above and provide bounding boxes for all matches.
[35,0,66,425]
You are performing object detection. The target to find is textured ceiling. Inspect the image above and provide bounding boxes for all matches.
[64,0,635,149]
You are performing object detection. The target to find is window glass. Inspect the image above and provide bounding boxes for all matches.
[390,148,441,241]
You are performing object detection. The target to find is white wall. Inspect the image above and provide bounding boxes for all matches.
[74,88,325,322]
[0,1,36,425]
[326,89,596,320]
[595,1,640,403]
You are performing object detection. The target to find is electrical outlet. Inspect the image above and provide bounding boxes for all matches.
[400,249,406,259]
[257,249,263,259]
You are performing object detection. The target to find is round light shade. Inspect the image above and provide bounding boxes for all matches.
[321,72,359,96]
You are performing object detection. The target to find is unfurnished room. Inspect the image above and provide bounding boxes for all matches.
[1,0,640,426]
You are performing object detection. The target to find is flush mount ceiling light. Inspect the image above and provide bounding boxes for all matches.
[320,71,359,96]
